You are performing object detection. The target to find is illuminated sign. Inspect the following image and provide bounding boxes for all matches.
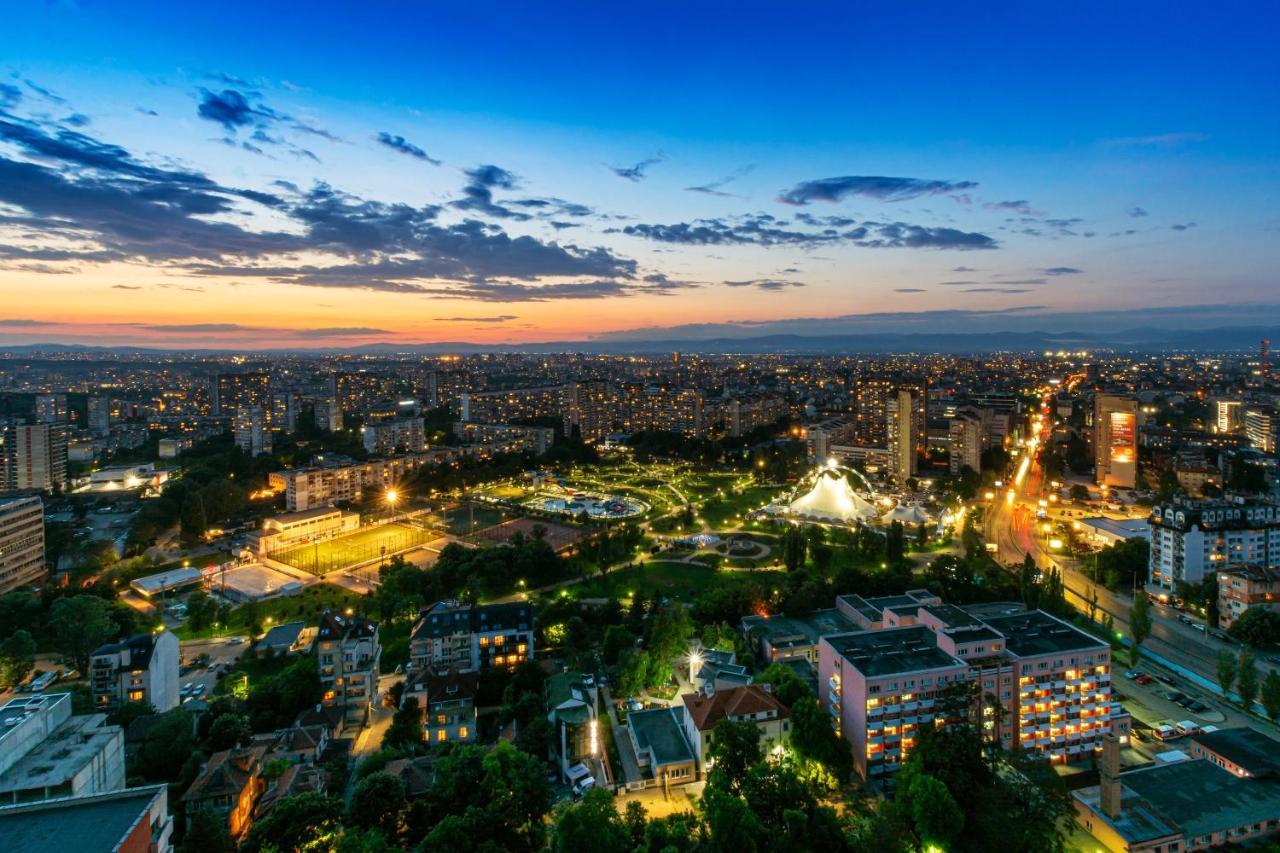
[1109,411,1135,464]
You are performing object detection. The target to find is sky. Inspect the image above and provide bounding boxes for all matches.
[1,1,1278,348]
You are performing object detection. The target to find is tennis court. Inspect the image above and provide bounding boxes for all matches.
[268,522,436,576]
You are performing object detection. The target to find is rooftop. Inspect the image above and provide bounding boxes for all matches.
[628,707,694,767]
[317,610,377,641]
[0,712,122,795]
[977,610,1106,657]
[825,626,965,678]
[742,608,854,650]
[0,785,167,853]
[682,684,789,732]
[1191,727,1280,778]
[1078,516,1151,539]
[1123,758,1280,840]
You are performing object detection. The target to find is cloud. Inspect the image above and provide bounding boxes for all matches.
[292,326,390,337]
[196,88,283,131]
[434,315,518,323]
[0,83,22,109]
[724,279,805,291]
[609,154,664,182]
[136,107,159,117]
[961,287,1031,293]
[952,266,976,272]
[990,278,1048,285]
[22,78,66,105]
[1171,222,1197,231]
[937,281,979,286]
[894,288,926,293]
[983,199,1042,216]
[1103,132,1208,147]
[0,318,60,327]
[141,323,258,333]
[375,132,440,165]
[777,175,978,205]
[1042,267,1082,275]
[619,214,997,250]
[1128,207,1148,218]
[685,164,754,198]
[111,284,143,290]
[451,164,530,220]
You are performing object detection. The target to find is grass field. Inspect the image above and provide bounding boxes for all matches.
[570,560,783,602]
[269,522,435,575]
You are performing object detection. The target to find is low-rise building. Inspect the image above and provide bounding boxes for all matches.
[316,610,380,724]
[409,600,533,673]
[740,608,856,665]
[1076,516,1151,548]
[247,507,360,555]
[1188,727,1280,779]
[0,693,125,805]
[1217,564,1280,630]
[181,745,267,842]
[545,671,597,776]
[90,631,180,712]
[403,668,478,747]
[0,784,173,853]
[680,684,790,778]
[626,707,697,787]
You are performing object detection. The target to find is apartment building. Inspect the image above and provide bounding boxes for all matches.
[460,386,562,425]
[1148,498,1280,593]
[1217,564,1280,629]
[233,406,270,457]
[0,784,173,853]
[1095,393,1139,489]
[1,423,68,493]
[181,745,267,842]
[0,496,45,593]
[886,388,922,484]
[274,455,432,511]
[626,385,705,436]
[0,693,125,804]
[818,595,1117,781]
[90,631,180,712]
[409,600,534,673]
[948,407,985,475]
[562,381,617,442]
[452,422,555,455]
[317,610,381,724]
[214,372,270,417]
[360,416,426,455]
[403,669,478,746]
[720,393,788,438]
[1246,407,1279,455]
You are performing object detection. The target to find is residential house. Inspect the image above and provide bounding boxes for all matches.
[403,668,478,747]
[90,631,180,712]
[409,600,533,673]
[181,745,267,841]
[317,610,381,725]
[681,684,791,778]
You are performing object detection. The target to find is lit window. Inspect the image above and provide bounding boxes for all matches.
[437,729,446,742]
[459,726,468,739]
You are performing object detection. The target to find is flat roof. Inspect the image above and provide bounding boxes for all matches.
[628,707,693,766]
[1123,759,1280,840]
[130,566,203,594]
[0,786,165,853]
[824,626,965,678]
[978,610,1106,657]
[1079,516,1151,538]
[743,608,854,649]
[1192,727,1280,777]
[0,714,120,794]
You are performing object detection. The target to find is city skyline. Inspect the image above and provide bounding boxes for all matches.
[2,2,1279,349]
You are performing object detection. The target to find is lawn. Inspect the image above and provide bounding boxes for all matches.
[698,485,784,529]
[568,560,782,603]
[270,522,435,575]
[173,584,366,640]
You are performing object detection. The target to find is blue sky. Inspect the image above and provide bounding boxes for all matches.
[1,1,1277,346]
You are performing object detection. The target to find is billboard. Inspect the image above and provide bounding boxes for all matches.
[1109,411,1135,465]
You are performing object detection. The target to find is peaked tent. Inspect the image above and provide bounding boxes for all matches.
[787,469,877,523]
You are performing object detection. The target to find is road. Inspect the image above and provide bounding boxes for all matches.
[178,636,250,700]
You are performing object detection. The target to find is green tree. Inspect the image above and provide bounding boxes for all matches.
[1228,607,1280,647]
[1217,648,1238,697]
[207,713,252,750]
[1237,646,1259,709]
[186,591,218,632]
[479,741,554,850]
[549,788,630,853]
[183,809,233,853]
[0,629,37,690]
[1069,484,1089,502]
[239,599,263,637]
[134,708,197,782]
[902,773,964,850]
[1261,670,1280,721]
[757,662,810,708]
[706,718,764,795]
[382,695,423,753]
[180,491,208,544]
[700,784,763,853]
[348,772,407,838]
[1128,594,1152,667]
[781,525,807,572]
[886,521,906,565]
[49,594,114,674]
[241,793,343,853]
[1019,555,1040,610]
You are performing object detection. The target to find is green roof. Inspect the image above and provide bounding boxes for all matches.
[546,671,593,726]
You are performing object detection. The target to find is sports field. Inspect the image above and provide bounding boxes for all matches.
[268,522,436,576]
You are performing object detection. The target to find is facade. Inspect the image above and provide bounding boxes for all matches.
[275,455,432,511]
[886,388,920,484]
[403,669,478,747]
[452,422,555,455]
[461,386,562,425]
[855,378,894,446]
[0,693,125,805]
[182,745,267,842]
[90,631,180,712]
[721,393,787,438]
[819,597,1117,781]
[33,394,67,424]
[317,610,381,724]
[0,784,173,853]
[409,600,534,673]
[626,707,697,787]
[681,684,790,778]
[1245,408,1279,455]
[1148,498,1280,593]
[0,496,45,593]
[1217,564,1280,629]
[87,396,111,436]
[1095,394,1139,488]
[233,407,270,457]
[361,416,426,455]
[948,407,985,475]
[562,381,617,441]
[1214,399,1244,433]
[313,398,343,432]
[248,506,360,554]
[214,372,270,417]
[625,385,705,436]
[1,423,68,493]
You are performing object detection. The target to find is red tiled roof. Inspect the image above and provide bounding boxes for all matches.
[681,685,789,732]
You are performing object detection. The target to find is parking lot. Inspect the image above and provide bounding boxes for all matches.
[178,636,250,702]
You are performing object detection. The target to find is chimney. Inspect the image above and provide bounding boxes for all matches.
[1099,732,1122,818]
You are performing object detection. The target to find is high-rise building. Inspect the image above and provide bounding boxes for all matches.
[0,496,45,593]
[886,388,920,483]
[460,386,562,425]
[1094,394,1138,489]
[270,391,298,434]
[313,398,343,432]
[562,381,617,441]
[214,373,270,417]
[948,408,985,475]
[87,396,111,437]
[361,417,426,455]
[855,379,894,445]
[1,424,68,493]
[1245,408,1278,455]
[33,394,67,424]
[1148,499,1280,593]
[1214,399,1245,433]
[331,371,387,415]
[233,407,270,457]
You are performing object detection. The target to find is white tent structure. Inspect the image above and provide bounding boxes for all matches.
[884,501,932,525]
[788,468,877,523]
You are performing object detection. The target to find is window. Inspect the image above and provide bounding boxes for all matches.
[459,726,469,739]
[437,730,447,742]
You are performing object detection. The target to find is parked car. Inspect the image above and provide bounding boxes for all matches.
[1175,720,1200,736]
[1135,675,1156,686]
[1153,724,1178,741]
[180,683,194,697]
[1165,691,1187,704]
[192,684,207,697]
[1187,700,1209,714]
[1124,670,1144,680]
